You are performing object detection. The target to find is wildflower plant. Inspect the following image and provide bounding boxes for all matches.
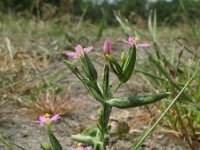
[33,113,63,150]
[63,37,170,150]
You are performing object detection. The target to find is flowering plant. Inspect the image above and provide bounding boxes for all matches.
[65,45,93,59]
[63,37,169,150]
[34,113,63,150]
[33,113,60,124]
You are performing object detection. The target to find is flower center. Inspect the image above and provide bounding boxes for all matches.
[133,37,139,43]
[77,143,82,150]
[44,113,51,123]
[44,113,50,118]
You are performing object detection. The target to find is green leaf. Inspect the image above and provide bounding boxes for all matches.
[82,52,98,81]
[122,46,136,83]
[94,142,105,150]
[48,126,63,150]
[86,81,104,102]
[107,92,170,109]
[63,60,104,102]
[79,57,91,79]
[109,62,122,80]
[63,60,87,82]
[71,134,95,145]
[41,144,52,150]
[106,55,123,80]
[102,64,110,99]
[82,126,98,137]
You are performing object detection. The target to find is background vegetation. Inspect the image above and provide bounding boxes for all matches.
[0,0,200,149]
[0,0,200,25]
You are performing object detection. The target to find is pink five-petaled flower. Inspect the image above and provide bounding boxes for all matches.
[33,113,60,124]
[65,44,93,59]
[103,40,112,55]
[122,36,150,48]
[69,147,86,150]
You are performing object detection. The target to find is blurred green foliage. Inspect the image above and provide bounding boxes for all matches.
[150,0,200,24]
[0,0,199,25]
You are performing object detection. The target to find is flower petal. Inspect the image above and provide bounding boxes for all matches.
[84,46,93,53]
[39,116,47,122]
[65,51,78,58]
[128,36,134,42]
[128,37,137,45]
[33,116,47,123]
[122,39,133,46]
[79,147,86,150]
[50,114,61,122]
[75,44,84,54]
[103,40,112,54]
[136,43,150,48]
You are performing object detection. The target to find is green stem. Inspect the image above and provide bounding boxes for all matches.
[96,104,112,150]
[47,123,51,133]
[112,82,122,95]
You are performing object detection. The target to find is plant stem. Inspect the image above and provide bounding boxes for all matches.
[112,82,122,95]
[96,104,112,150]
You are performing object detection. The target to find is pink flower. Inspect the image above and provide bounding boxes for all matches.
[69,147,86,150]
[65,44,93,58]
[122,36,150,48]
[33,113,60,124]
[68,143,92,150]
[103,40,112,55]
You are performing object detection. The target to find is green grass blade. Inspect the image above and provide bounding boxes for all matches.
[0,135,13,150]
[114,11,132,36]
[96,8,106,41]
[149,57,192,101]
[76,7,87,30]
[135,69,166,82]
[128,69,198,150]
[148,10,157,43]
[179,0,200,45]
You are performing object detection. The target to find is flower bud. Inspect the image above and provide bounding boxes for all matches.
[120,52,126,66]
[103,40,112,55]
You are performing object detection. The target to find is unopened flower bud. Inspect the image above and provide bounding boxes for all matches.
[121,52,126,65]
[103,40,112,55]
